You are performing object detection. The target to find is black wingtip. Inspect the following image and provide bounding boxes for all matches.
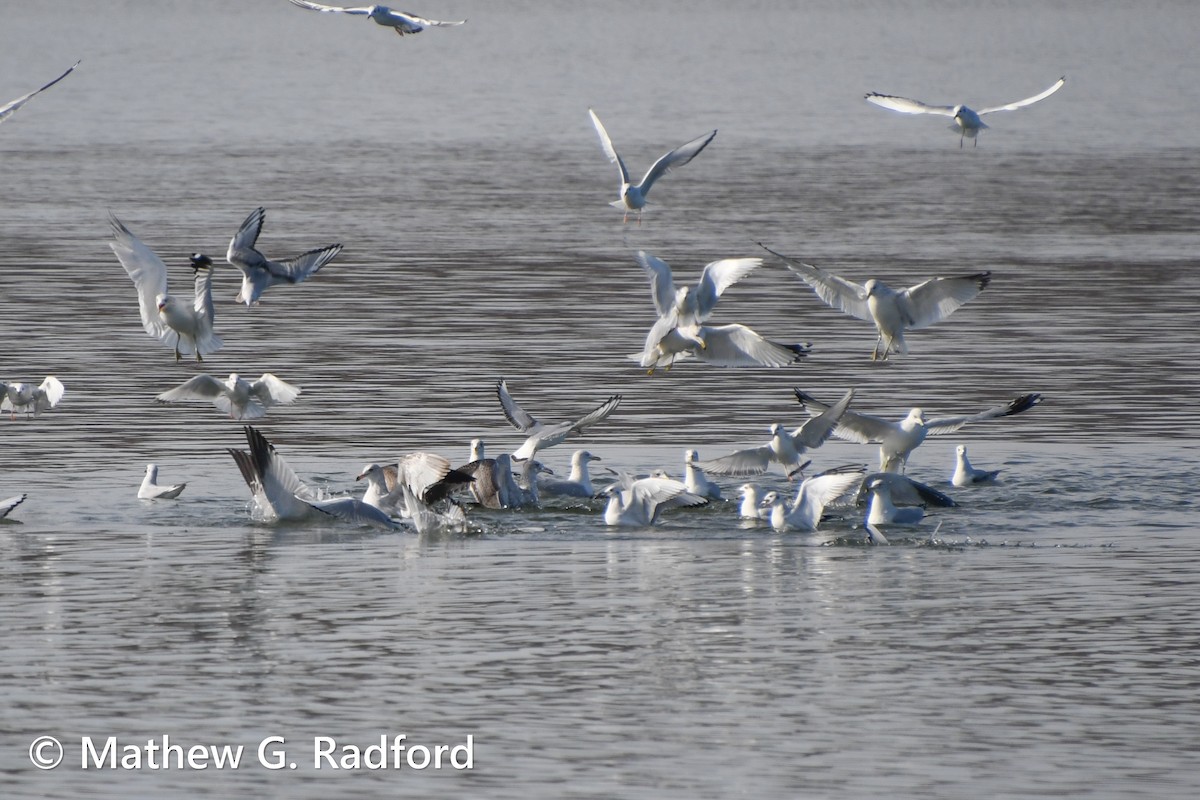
[1007,393,1044,416]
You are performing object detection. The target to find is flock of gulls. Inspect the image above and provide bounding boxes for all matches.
[1,5,1066,541]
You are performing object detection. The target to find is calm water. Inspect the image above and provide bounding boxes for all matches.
[2,1,1199,798]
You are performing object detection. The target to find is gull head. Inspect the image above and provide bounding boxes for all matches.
[769,422,786,438]
[189,253,213,269]
[145,464,159,478]
[905,408,926,426]
[956,444,967,457]
[155,293,172,312]
[355,463,383,482]
[685,449,700,464]
[759,491,779,507]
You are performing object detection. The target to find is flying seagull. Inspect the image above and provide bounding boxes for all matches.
[588,108,716,224]
[2,377,65,419]
[286,1,465,36]
[761,243,990,361]
[496,379,621,461]
[156,372,301,420]
[226,207,343,306]
[0,60,79,126]
[865,76,1065,147]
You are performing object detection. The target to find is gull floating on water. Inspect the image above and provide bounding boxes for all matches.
[795,389,1042,474]
[761,243,990,361]
[286,1,465,36]
[2,377,65,419]
[602,474,708,526]
[156,372,301,420]
[683,449,723,501]
[138,464,186,500]
[356,454,473,516]
[852,472,957,509]
[761,465,867,532]
[697,389,855,480]
[538,449,601,499]
[588,108,716,224]
[229,426,400,529]
[226,207,343,306]
[496,379,621,461]
[109,214,223,362]
[0,60,79,126]
[1,494,28,519]
[737,483,771,521]
[864,476,926,526]
[865,76,1065,147]
[952,444,1001,486]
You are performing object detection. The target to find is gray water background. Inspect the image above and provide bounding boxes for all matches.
[1,1,1198,797]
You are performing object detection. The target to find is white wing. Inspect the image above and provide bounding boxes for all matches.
[0,60,79,124]
[635,251,678,318]
[108,213,172,341]
[693,258,762,321]
[761,244,873,323]
[496,379,540,432]
[898,273,991,330]
[231,426,317,520]
[695,445,774,476]
[227,206,266,269]
[794,389,898,444]
[636,129,716,193]
[250,374,302,406]
[157,374,227,403]
[588,108,630,186]
[864,92,956,117]
[790,388,855,450]
[286,0,374,15]
[694,324,807,368]
[978,77,1065,115]
[923,393,1043,436]
[308,497,402,530]
[37,376,66,410]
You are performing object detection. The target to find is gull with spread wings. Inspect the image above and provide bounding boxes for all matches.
[496,379,621,462]
[156,372,301,420]
[226,207,343,306]
[286,1,465,36]
[0,60,79,127]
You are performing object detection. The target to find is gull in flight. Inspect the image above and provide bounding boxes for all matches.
[538,449,601,499]
[761,465,867,532]
[602,474,708,526]
[761,243,990,361]
[952,444,1001,486]
[636,318,811,373]
[109,214,223,361]
[229,426,401,529]
[226,207,343,306]
[496,379,622,461]
[588,108,716,224]
[286,1,465,36]
[156,372,301,420]
[138,464,186,500]
[637,250,762,328]
[1,494,28,519]
[865,76,1066,147]
[0,60,79,127]
[2,377,65,419]
[696,389,855,480]
[795,389,1043,474]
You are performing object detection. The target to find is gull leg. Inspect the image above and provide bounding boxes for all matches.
[175,343,182,362]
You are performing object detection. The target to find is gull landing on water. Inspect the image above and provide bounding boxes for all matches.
[226,207,343,306]
[865,76,1065,147]
[156,373,301,420]
[0,60,79,126]
[2,377,65,419]
[286,1,465,36]
[588,108,716,224]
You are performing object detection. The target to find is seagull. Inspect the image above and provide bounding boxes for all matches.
[138,464,186,500]
[515,458,552,508]
[1,494,27,519]
[226,207,343,306]
[588,108,716,224]
[602,474,708,526]
[795,389,1043,474]
[156,372,301,420]
[109,213,223,362]
[2,377,65,419]
[636,317,811,373]
[636,250,762,328]
[697,389,855,480]
[761,243,990,361]
[538,450,601,499]
[286,1,465,36]
[737,484,771,521]
[228,425,400,529]
[952,444,1001,486]
[0,60,79,126]
[864,476,926,525]
[865,76,1065,147]
[683,450,723,501]
[761,465,866,532]
[356,454,473,514]
[496,379,622,461]
[852,472,957,509]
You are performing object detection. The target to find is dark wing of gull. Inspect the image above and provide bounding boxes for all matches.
[0,60,80,125]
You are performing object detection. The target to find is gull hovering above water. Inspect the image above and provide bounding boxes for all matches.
[637,250,762,328]
[761,243,990,361]
[156,372,301,420]
[795,389,1042,474]
[0,60,79,126]
[588,108,716,224]
[226,207,343,306]
[865,76,1065,147]
[109,213,223,362]
[286,1,465,36]
[2,376,65,419]
[496,379,622,461]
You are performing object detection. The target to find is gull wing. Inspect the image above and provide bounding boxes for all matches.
[191,256,217,322]
[978,77,1065,115]
[37,376,66,410]
[567,393,622,435]
[760,243,873,323]
[794,389,897,444]
[853,472,956,508]
[898,273,991,330]
[636,129,717,193]
[397,13,465,28]
[157,374,226,403]
[864,92,956,117]
[236,425,316,519]
[250,373,302,405]
[108,213,172,340]
[308,497,402,530]
[286,1,374,15]
[0,494,28,518]
[496,379,540,432]
[635,251,678,318]
[790,388,855,449]
[791,469,867,528]
[695,445,773,476]
[227,207,266,269]
[923,393,1043,436]
[0,60,79,124]
[271,243,343,283]
[695,324,808,368]
[394,452,454,499]
[588,108,630,186]
[693,258,762,320]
